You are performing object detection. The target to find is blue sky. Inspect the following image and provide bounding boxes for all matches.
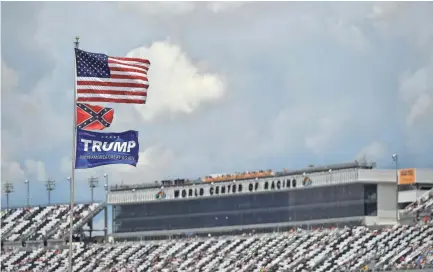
[1,1,433,214]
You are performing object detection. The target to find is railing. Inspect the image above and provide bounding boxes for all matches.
[1,201,103,211]
[72,203,106,232]
[108,169,363,205]
[404,187,433,213]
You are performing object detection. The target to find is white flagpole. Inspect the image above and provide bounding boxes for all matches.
[68,36,79,272]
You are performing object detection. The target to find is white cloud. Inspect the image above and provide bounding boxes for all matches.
[60,156,72,176]
[71,145,180,185]
[327,18,371,52]
[126,41,226,122]
[121,145,177,181]
[1,151,47,183]
[267,103,348,156]
[356,142,387,162]
[399,59,433,126]
[3,2,433,197]
[1,160,26,183]
[24,159,47,182]
[1,60,18,94]
[118,2,196,16]
[305,117,343,154]
[369,2,404,21]
[118,2,243,16]
[206,2,244,13]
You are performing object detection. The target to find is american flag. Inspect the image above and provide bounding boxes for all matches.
[75,48,150,104]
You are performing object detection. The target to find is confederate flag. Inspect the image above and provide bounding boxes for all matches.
[76,103,114,130]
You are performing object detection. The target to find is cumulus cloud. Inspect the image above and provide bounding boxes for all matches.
[118,1,196,16]
[305,117,344,154]
[3,2,433,202]
[126,41,226,122]
[329,22,370,52]
[1,60,18,94]
[60,156,72,176]
[206,2,244,13]
[368,2,404,21]
[1,160,26,183]
[71,145,180,185]
[356,142,387,163]
[1,150,47,183]
[119,145,178,181]
[118,1,244,16]
[24,159,47,182]
[399,59,433,127]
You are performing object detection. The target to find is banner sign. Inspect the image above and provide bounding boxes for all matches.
[398,168,416,185]
[75,128,139,169]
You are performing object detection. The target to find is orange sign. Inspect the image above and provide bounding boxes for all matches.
[398,168,416,185]
[203,170,274,183]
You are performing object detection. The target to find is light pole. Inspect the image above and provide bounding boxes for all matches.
[104,173,108,241]
[88,177,99,203]
[25,180,30,207]
[45,180,56,205]
[4,182,14,209]
[392,154,399,221]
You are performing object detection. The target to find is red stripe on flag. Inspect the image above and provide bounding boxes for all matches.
[109,66,148,74]
[77,89,147,96]
[77,97,146,104]
[77,81,148,88]
[110,57,150,65]
[110,74,148,81]
[108,59,149,70]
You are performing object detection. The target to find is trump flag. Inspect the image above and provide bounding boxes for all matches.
[75,128,139,169]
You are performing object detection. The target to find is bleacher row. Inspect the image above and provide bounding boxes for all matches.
[0,203,101,242]
[404,188,433,215]
[1,224,433,272]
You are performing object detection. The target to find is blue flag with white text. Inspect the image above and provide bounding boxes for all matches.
[75,128,139,169]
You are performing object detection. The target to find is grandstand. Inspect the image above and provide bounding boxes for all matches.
[1,161,433,271]
[1,203,104,244]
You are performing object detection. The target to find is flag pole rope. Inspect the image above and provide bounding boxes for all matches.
[68,36,79,272]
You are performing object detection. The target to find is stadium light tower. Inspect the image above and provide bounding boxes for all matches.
[88,176,99,203]
[392,154,399,221]
[45,180,56,205]
[25,180,30,207]
[3,182,14,209]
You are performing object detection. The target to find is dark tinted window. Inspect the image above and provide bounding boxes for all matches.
[114,183,374,233]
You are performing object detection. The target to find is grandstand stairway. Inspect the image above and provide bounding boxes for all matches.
[43,203,105,240]
[73,202,106,232]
